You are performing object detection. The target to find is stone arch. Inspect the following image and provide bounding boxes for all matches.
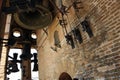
[59,72,72,80]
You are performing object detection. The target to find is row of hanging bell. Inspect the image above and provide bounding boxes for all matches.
[59,2,93,49]
[59,17,93,49]
[72,0,94,38]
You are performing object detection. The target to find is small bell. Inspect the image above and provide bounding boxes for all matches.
[65,34,75,49]
[10,63,19,72]
[72,28,83,44]
[33,63,38,71]
[32,53,38,71]
[81,19,94,38]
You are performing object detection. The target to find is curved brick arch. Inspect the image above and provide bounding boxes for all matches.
[59,72,72,80]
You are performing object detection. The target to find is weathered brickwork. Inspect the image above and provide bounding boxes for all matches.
[37,0,120,80]
[0,0,7,80]
[0,0,6,61]
[0,47,8,80]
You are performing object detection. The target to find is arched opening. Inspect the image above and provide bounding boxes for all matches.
[54,30,61,48]
[59,72,72,80]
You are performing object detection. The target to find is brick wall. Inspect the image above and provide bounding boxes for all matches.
[37,0,120,80]
[0,0,7,80]
[0,0,6,61]
[0,47,8,80]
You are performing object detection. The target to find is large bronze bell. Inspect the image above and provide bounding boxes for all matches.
[2,0,55,30]
[14,5,53,30]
